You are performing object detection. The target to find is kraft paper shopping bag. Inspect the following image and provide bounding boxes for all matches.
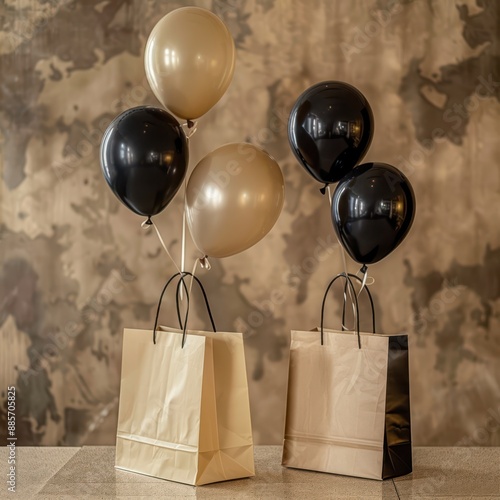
[282,273,412,480]
[115,272,255,485]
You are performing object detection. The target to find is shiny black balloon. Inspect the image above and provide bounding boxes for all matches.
[100,106,188,217]
[288,81,374,184]
[332,163,415,265]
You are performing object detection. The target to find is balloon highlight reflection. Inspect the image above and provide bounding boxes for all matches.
[100,106,188,218]
[288,81,374,185]
[331,162,415,265]
[145,7,236,120]
[186,143,285,258]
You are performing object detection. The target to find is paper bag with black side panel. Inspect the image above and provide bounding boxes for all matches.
[115,272,255,485]
[282,273,412,480]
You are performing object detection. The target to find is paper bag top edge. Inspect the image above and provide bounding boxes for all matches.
[123,327,243,339]
[306,327,408,338]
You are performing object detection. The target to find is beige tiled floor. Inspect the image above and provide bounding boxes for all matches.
[0,446,79,499]
[393,447,500,499]
[0,446,499,499]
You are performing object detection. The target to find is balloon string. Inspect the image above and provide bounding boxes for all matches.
[179,119,203,298]
[179,119,195,299]
[357,267,369,298]
[183,120,198,139]
[189,258,200,296]
[326,185,356,331]
[177,257,202,321]
[180,119,210,270]
[182,197,208,264]
[180,194,187,300]
[356,266,375,296]
[339,246,357,331]
[326,184,332,206]
[142,218,181,274]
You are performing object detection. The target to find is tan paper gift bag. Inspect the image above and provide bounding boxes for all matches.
[282,273,412,480]
[115,273,255,485]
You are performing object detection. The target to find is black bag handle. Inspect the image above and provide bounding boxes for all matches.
[341,273,376,333]
[174,272,216,334]
[153,272,216,347]
[320,273,361,348]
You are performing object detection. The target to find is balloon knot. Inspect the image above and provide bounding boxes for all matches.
[319,184,328,195]
[199,256,211,270]
[141,217,153,228]
[187,120,195,129]
[360,264,368,274]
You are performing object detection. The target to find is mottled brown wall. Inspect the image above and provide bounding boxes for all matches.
[1,0,499,446]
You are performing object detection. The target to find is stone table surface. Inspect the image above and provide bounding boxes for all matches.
[0,446,499,499]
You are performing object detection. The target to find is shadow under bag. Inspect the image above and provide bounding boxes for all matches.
[115,273,255,485]
[282,273,412,480]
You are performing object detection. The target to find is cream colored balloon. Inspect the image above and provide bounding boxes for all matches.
[144,7,235,120]
[186,144,285,258]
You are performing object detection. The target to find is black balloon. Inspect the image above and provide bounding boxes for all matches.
[100,106,188,217]
[332,163,415,265]
[288,81,374,185]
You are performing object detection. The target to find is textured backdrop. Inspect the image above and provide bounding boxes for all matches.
[1,0,500,446]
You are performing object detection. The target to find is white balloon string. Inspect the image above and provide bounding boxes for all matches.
[180,190,187,301]
[183,120,198,139]
[142,218,181,274]
[326,185,333,206]
[340,246,357,331]
[180,118,203,297]
[183,199,208,265]
[178,257,201,322]
[327,185,356,331]
[180,137,209,270]
[179,118,196,300]
[357,268,368,298]
[189,258,199,297]
[356,267,375,295]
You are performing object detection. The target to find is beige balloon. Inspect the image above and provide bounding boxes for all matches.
[144,7,235,120]
[186,144,285,258]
